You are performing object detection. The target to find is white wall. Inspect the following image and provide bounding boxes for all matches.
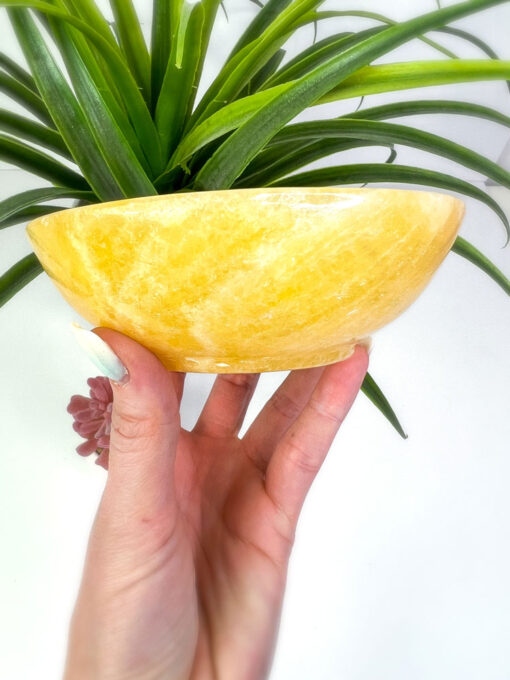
[1,1,510,679]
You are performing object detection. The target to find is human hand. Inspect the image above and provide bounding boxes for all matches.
[64,329,368,680]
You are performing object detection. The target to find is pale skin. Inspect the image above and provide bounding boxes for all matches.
[64,328,369,680]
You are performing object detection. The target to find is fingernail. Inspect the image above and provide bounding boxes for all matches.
[71,322,129,384]
[358,337,373,355]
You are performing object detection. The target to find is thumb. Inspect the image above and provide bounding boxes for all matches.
[72,324,181,517]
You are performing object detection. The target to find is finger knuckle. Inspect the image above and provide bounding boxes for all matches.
[308,395,344,425]
[220,373,258,390]
[285,437,320,476]
[269,390,302,421]
[111,410,160,448]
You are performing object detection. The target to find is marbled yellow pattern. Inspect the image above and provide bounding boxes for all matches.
[26,187,464,373]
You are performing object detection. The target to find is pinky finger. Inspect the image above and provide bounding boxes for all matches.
[264,346,368,525]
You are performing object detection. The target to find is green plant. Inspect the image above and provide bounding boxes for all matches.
[1,0,509,437]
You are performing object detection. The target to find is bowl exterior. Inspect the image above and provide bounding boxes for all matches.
[26,187,464,372]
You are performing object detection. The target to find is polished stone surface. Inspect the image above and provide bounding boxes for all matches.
[26,187,464,372]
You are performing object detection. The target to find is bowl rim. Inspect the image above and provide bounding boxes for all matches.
[26,186,464,231]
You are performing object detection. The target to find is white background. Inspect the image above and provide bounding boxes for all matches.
[1,1,510,678]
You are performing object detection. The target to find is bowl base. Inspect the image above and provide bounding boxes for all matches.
[162,338,371,374]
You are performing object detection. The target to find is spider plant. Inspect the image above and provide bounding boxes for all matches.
[1,0,509,438]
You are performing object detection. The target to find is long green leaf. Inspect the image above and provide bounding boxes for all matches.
[48,0,146,167]
[60,0,117,47]
[0,187,94,226]
[165,82,292,176]
[267,32,354,88]
[347,99,510,129]
[0,252,43,309]
[318,59,510,104]
[436,25,499,57]
[361,372,407,439]
[385,147,398,165]
[0,134,89,190]
[435,25,510,93]
[269,163,509,240]
[194,0,510,191]
[1,0,163,175]
[301,10,458,59]
[357,145,398,188]
[0,70,53,126]
[0,204,64,229]
[151,0,172,111]
[266,7,477,91]
[267,118,510,190]
[227,0,295,58]
[7,8,122,200]
[0,108,71,158]
[241,48,286,96]
[234,138,324,185]
[451,235,510,294]
[55,0,132,122]
[264,29,380,89]
[0,51,38,91]
[156,1,205,159]
[2,2,121,54]
[190,0,324,128]
[271,8,460,91]
[48,17,156,197]
[109,0,151,104]
[190,0,224,117]
[162,0,224,134]
[234,139,385,188]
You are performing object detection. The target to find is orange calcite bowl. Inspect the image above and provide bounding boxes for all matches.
[26,187,464,372]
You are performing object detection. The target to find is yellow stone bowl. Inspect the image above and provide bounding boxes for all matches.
[26,187,465,373]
